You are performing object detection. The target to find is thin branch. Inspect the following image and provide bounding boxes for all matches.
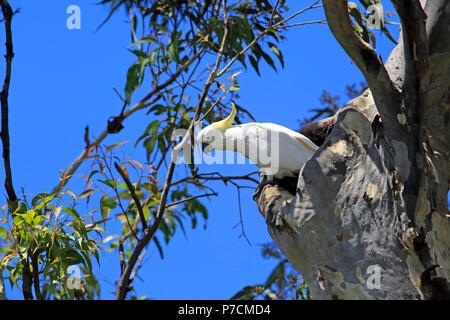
[165,192,217,209]
[276,20,327,29]
[114,162,147,230]
[279,1,322,25]
[232,183,251,246]
[268,0,282,27]
[0,0,16,201]
[169,171,259,188]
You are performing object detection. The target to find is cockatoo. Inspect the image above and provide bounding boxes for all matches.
[196,103,319,193]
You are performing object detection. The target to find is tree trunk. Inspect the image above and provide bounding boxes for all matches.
[254,0,450,300]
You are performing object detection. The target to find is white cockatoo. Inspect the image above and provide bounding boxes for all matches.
[196,103,319,183]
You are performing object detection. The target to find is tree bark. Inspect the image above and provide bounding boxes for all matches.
[254,0,450,299]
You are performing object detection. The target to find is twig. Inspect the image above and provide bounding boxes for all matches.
[268,0,282,27]
[165,192,217,209]
[278,1,322,25]
[114,162,147,230]
[169,172,259,188]
[277,20,327,29]
[232,183,251,246]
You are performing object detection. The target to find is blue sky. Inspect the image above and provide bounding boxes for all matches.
[1,1,399,299]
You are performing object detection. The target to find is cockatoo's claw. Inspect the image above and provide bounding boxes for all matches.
[252,175,299,201]
[252,176,278,201]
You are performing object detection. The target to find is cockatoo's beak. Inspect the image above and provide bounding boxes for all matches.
[202,142,214,154]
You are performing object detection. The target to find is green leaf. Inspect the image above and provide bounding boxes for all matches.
[125,64,140,104]
[153,237,164,259]
[127,36,158,48]
[230,286,256,300]
[167,43,179,64]
[100,196,117,220]
[268,42,284,68]
[32,193,57,209]
[77,189,97,199]
[144,136,157,161]
[136,120,160,147]
[98,179,117,190]
[0,247,12,254]
[63,247,85,267]
[63,207,81,222]
[249,55,260,76]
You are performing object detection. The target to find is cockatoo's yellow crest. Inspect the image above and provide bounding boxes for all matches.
[211,103,236,130]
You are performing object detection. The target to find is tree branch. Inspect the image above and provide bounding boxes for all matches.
[0,0,16,201]
[321,0,402,136]
[30,253,43,300]
[114,162,147,230]
[390,0,429,115]
[165,192,217,209]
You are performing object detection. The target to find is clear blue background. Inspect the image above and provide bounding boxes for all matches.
[1,1,400,299]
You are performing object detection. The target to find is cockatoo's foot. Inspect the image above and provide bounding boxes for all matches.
[252,175,299,201]
[252,176,278,201]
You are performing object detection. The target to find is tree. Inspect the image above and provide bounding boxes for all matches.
[1,0,447,301]
[255,0,450,299]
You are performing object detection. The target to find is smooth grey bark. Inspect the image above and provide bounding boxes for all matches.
[255,0,450,299]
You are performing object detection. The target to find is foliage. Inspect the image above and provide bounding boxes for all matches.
[0,188,103,299]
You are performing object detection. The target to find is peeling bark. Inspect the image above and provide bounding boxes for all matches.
[255,0,450,300]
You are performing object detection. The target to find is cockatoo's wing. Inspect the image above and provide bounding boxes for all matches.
[258,123,319,153]
[240,123,319,178]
